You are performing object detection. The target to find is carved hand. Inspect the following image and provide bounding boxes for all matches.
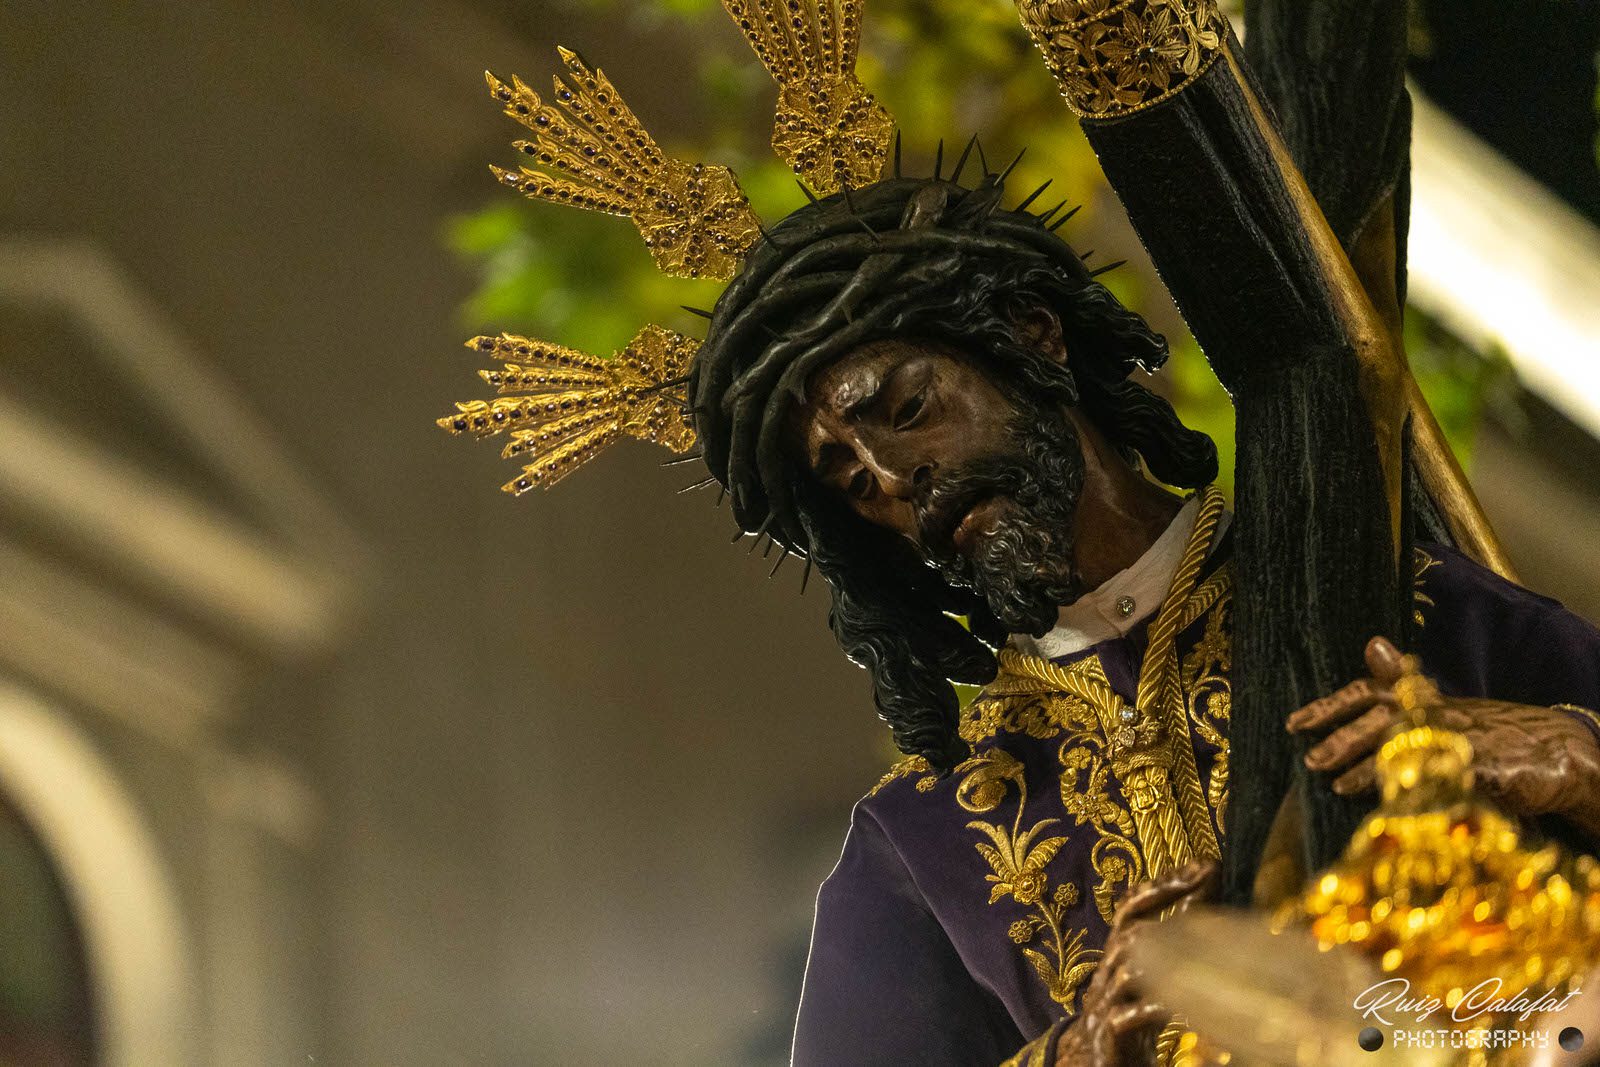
[1054,859,1219,1067]
[1286,636,1600,839]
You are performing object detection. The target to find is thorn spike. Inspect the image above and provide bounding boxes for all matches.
[1048,207,1080,232]
[893,130,903,178]
[756,221,786,251]
[933,139,945,180]
[800,557,814,594]
[1017,178,1053,212]
[949,135,978,186]
[1088,260,1127,278]
[997,148,1027,186]
[769,549,790,578]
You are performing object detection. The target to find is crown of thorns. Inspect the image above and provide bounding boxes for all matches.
[438,0,1170,557]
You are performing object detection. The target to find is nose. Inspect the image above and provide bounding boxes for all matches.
[858,435,934,501]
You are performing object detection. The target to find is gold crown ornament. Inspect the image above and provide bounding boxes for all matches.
[442,325,700,493]
[440,1,898,495]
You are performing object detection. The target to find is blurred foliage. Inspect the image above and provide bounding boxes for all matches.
[1406,309,1520,470]
[450,0,1506,486]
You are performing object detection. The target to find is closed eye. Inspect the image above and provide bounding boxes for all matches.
[847,468,873,499]
[893,387,928,430]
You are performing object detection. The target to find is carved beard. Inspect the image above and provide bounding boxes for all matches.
[916,404,1086,636]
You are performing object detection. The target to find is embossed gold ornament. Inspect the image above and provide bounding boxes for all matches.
[438,324,698,494]
[485,50,761,280]
[1014,0,1227,119]
[721,0,894,192]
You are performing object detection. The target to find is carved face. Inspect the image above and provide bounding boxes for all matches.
[788,336,1087,634]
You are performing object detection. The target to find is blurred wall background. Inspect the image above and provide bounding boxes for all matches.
[0,2,1596,1066]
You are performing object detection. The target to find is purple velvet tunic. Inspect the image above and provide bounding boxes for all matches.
[792,543,1600,1066]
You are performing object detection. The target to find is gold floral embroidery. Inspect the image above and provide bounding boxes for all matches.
[958,750,1102,1010]
[867,599,1235,1015]
[867,754,929,797]
[866,489,1236,1023]
[966,579,1233,1012]
[962,692,1070,746]
[1050,686,1147,922]
[971,660,1151,908]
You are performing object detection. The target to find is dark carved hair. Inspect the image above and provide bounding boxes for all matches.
[690,174,1217,771]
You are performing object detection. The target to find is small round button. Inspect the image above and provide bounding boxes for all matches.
[1115,595,1136,618]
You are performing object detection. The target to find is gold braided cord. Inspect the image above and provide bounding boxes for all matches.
[978,494,1227,1063]
[995,648,1125,714]
[1140,753,1200,878]
[980,671,1194,877]
[1135,487,1226,716]
[1174,561,1230,634]
[996,486,1228,875]
[1013,0,1227,120]
[1135,486,1225,862]
[438,324,698,494]
[720,0,895,192]
[485,49,760,280]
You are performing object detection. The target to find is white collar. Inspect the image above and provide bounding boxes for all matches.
[1013,495,1230,661]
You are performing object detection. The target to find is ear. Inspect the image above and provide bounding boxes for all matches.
[1012,306,1069,366]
